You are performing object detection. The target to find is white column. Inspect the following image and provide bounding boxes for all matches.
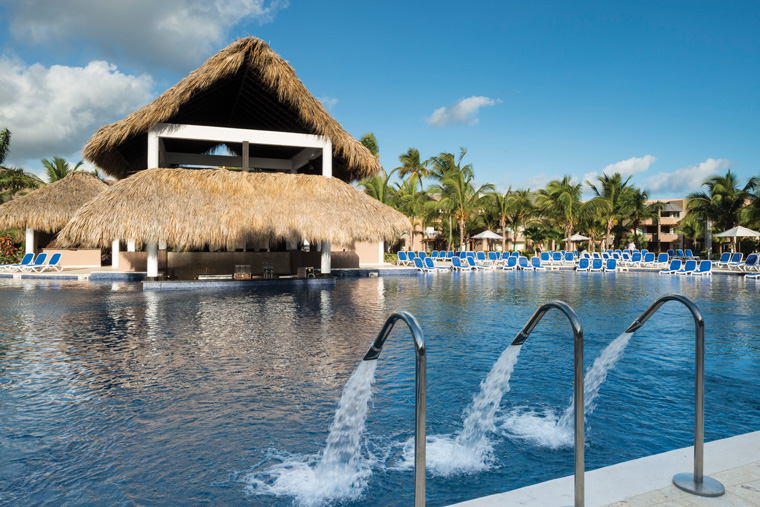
[25,227,34,255]
[321,240,331,274]
[112,240,120,269]
[147,240,158,277]
[158,239,167,250]
[322,140,332,178]
[127,239,136,252]
[147,130,160,168]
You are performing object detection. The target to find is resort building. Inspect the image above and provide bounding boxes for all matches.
[639,198,687,252]
[59,37,408,278]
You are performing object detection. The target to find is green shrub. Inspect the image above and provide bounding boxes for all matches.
[0,233,22,264]
[384,253,397,263]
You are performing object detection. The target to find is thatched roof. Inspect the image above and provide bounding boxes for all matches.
[58,168,410,250]
[83,37,379,182]
[0,171,108,232]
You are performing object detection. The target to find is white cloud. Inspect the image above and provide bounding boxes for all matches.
[317,96,338,110]
[643,158,732,195]
[428,96,501,127]
[0,57,155,164]
[1,0,287,70]
[584,155,657,186]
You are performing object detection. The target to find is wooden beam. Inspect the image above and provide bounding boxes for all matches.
[242,141,249,172]
[163,152,293,170]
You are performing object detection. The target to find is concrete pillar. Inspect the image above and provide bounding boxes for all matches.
[25,227,34,255]
[320,240,331,274]
[147,240,158,277]
[147,130,160,168]
[303,239,310,252]
[158,239,167,250]
[127,239,136,252]
[112,240,120,269]
[322,140,332,178]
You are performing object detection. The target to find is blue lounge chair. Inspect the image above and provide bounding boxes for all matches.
[413,257,435,273]
[397,251,410,266]
[564,251,574,264]
[614,249,622,256]
[627,252,642,267]
[459,251,467,259]
[500,251,511,263]
[667,249,675,259]
[745,273,760,279]
[407,251,416,262]
[694,261,712,276]
[675,249,685,259]
[1,252,34,272]
[517,256,533,270]
[467,257,492,270]
[592,252,602,260]
[451,256,473,271]
[726,253,744,269]
[31,252,63,272]
[576,258,590,271]
[660,259,681,275]
[20,253,48,272]
[552,252,563,265]
[424,257,449,272]
[476,251,488,264]
[653,253,669,268]
[540,252,552,265]
[418,251,427,261]
[683,249,698,260]
[488,252,500,264]
[640,252,655,267]
[604,258,617,272]
[641,249,649,256]
[735,253,759,271]
[589,258,604,272]
[531,256,547,271]
[676,259,697,275]
[602,252,610,260]
[502,256,517,270]
[713,252,731,268]
[446,251,455,260]
[430,250,439,259]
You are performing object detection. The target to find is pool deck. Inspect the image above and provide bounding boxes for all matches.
[1,262,757,286]
[450,430,760,507]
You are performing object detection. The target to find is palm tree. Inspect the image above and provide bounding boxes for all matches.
[0,128,10,166]
[687,169,757,251]
[358,167,397,206]
[395,148,429,191]
[505,189,535,251]
[0,168,45,202]
[428,149,494,251]
[535,176,583,245]
[41,156,83,183]
[487,188,513,251]
[394,175,429,251]
[585,173,633,250]
[626,188,664,249]
[359,133,379,158]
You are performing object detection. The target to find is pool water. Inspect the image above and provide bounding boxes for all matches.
[0,272,758,506]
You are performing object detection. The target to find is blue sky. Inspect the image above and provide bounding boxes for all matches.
[0,0,757,198]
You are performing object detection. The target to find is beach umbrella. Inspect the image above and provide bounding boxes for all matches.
[563,233,591,242]
[471,230,504,251]
[713,226,760,253]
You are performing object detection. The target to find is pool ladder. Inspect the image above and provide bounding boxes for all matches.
[625,294,725,497]
[512,300,586,507]
[362,311,426,507]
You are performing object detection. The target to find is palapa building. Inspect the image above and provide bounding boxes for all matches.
[0,171,109,267]
[58,37,409,278]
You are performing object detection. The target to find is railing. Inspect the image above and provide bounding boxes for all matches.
[363,311,426,507]
[625,294,725,497]
[511,300,585,507]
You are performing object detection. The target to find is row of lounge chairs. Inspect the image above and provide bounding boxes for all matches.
[0,252,63,273]
[658,259,713,276]
[713,252,760,271]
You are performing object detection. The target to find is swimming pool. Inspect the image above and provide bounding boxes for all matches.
[0,272,758,506]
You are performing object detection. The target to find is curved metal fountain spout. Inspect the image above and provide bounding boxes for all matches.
[511,300,585,507]
[362,311,426,507]
[624,294,725,497]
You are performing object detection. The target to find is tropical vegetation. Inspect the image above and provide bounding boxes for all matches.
[356,133,760,255]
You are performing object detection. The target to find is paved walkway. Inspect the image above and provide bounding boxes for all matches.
[450,431,760,507]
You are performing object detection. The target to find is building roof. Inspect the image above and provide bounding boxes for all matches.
[0,171,108,232]
[83,37,380,182]
[58,168,410,250]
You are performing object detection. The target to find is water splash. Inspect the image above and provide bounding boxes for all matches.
[417,345,523,476]
[502,332,634,448]
[244,360,378,506]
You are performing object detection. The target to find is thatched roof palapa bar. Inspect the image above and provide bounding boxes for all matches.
[72,37,402,278]
[58,168,410,250]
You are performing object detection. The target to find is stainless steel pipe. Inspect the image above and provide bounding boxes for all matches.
[625,293,724,497]
[363,311,426,507]
[511,300,585,507]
